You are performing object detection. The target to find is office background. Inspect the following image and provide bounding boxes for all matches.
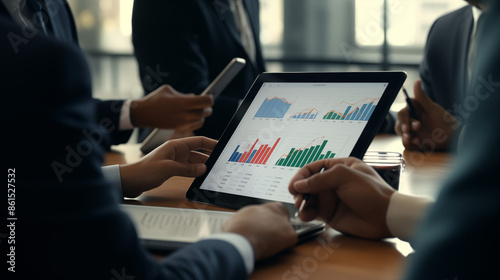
[67,0,466,141]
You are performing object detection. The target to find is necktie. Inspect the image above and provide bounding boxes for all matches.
[468,13,485,83]
[27,0,48,35]
[230,0,257,65]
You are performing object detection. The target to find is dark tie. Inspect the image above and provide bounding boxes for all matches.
[468,13,486,82]
[27,0,47,35]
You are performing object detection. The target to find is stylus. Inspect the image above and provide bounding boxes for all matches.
[295,194,310,218]
[402,86,419,120]
[295,167,325,218]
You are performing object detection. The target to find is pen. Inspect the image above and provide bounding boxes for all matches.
[295,194,310,218]
[295,167,325,218]
[402,86,419,120]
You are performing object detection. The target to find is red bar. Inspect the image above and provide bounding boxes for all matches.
[257,147,271,164]
[241,139,259,163]
[255,145,269,164]
[238,143,252,162]
[250,146,265,163]
[238,152,248,162]
[263,138,281,164]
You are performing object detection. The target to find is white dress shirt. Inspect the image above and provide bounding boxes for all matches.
[386,192,434,242]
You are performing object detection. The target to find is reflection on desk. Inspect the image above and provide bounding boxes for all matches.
[105,134,452,280]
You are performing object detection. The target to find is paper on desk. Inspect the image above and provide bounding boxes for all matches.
[121,204,233,243]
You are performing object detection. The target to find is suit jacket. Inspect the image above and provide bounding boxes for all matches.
[132,0,266,140]
[2,15,247,280]
[404,3,500,279]
[419,5,473,115]
[0,0,132,148]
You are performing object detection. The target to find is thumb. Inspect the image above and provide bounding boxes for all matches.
[413,79,434,107]
[166,161,207,178]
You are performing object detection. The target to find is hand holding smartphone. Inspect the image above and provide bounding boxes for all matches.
[200,57,246,98]
[140,58,246,154]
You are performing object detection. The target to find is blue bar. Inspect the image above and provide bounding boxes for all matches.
[246,150,257,163]
[305,112,311,119]
[311,113,317,119]
[343,106,352,119]
[234,153,243,162]
[254,98,291,118]
[353,108,360,120]
[366,105,376,120]
[360,102,373,120]
[229,145,240,161]
[350,109,357,120]
[346,108,354,120]
[358,104,367,119]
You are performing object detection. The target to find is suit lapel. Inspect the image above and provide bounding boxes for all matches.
[43,0,76,44]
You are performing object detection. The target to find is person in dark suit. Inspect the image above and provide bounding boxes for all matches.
[132,0,266,140]
[1,13,297,279]
[0,0,214,149]
[395,1,485,151]
[289,1,500,278]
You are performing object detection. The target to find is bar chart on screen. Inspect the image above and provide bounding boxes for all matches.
[254,97,292,118]
[289,108,320,119]
[323,97,379,121]
[228,138,281,164]
[275,136,336,168]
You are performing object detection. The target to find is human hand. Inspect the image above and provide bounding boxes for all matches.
[222,202,297,261]
[288,158,395,240]
[395,80,459,151]
[130,85,213,131]
[119,136,217,198]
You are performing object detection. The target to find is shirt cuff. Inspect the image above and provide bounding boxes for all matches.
[386,192,434,242]
[119,100,134,130]
[202,233,254,275]
[101,165,123,199]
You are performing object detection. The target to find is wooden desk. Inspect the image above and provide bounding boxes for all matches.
[105,134,452,280]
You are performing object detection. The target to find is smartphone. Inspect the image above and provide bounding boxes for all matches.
[200,57,246,98]
[140,58,246,154]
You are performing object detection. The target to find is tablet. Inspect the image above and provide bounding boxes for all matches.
[186,72,406,210]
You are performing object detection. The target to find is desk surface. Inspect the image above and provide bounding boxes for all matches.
[105,134,452,280]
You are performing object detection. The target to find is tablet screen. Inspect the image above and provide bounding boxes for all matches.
[198,82,389,204]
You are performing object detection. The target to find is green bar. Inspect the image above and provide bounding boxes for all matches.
[319,154,325,160]
[295,148,309,168]
[312,140,328,162]
[291,150,304,167]
[287,150,300,167]
[324,112,332,119]
[283,148,295,166]
[277,158,285,166]
[298,148,314,167]
[329,153,336,159]
[306,145,320,165]
[335,114,341,120]
[325,151,331,159]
